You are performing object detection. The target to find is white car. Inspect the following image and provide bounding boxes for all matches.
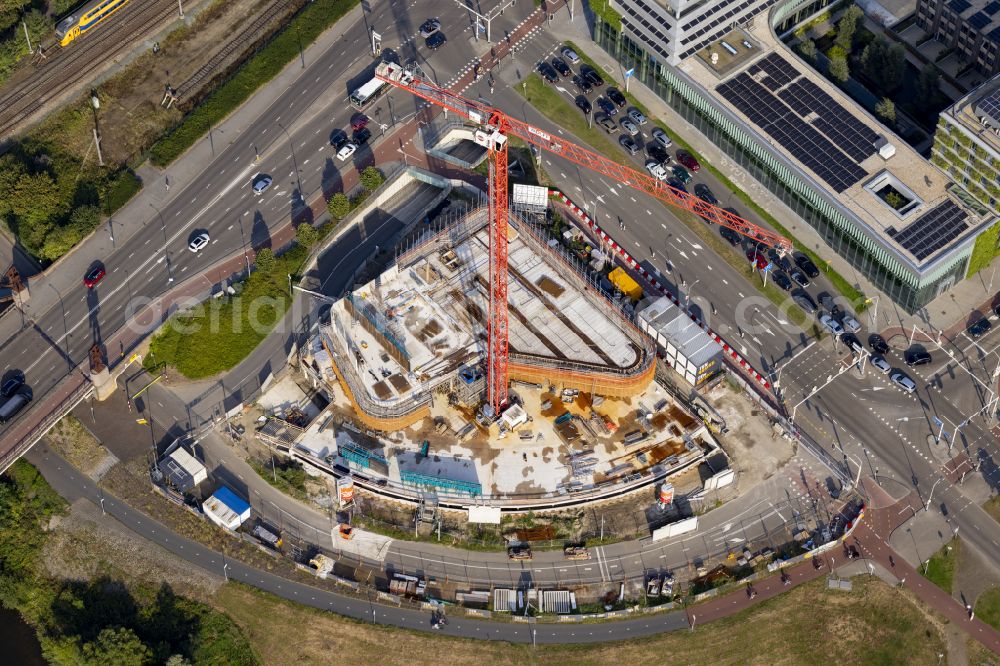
[336,142,357,161]
[871,355,891,374]
[620,118,640,136]
[561,46,580,64]
[188,232,210,253]
[645,160,668,181]
[652,127,672,148]
[820,314,844,336]
[890,370,917,393]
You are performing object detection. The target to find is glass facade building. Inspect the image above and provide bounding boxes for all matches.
[593,2,978,313]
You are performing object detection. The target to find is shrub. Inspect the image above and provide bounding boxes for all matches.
[254,247,275,273]
[359,165,384,191]
[327,192,350,219]
[295,222,319,248]
[798,39,817,61]
[829,55,850,83]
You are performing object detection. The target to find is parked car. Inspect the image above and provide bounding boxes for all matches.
[620,118,639,135]
[841,333,864,354]
[551,57,571,76]
[575,96,592,115]
[252,174,273,194]
[188,231,210,253]
[425,32,446,49]
[647,143,669,165]
[582,66,604,87]
[619,135,639,155]
[419,18,441,37]
[561,46,580,63]
[538,62,558,83]
[694,183,718,205]
[645,160,668,181]
[0,376,23,399]
[793,290,817,314]
[651,127,672,148]
[788,267,810,287]
[628,108,647,125]
[745,249,767,270]
[666,177,687,193]
[818,292,837,313]
[719,226,742,246]
[571,74,591,93]
[868,333,889,354]
[890,370,917,393]
[795,253,820,278]
[676,150,701,171]
[820,314,844,336]
[671,165,692,183]
[353,127,372,145]
[842,314,862,333]
[607,88,627,107]
[871,355,892,374]
[597,97,617,116]
[771,270,792,291]
[350,114,369,131]
[597,115,618,133]
[329,129,349,149]
[336,142,357,161]
[508,545,533,560]
[84,265,105,288]
[968,317,992,338]
[904,348,932,366]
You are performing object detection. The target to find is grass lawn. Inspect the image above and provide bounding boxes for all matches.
[982,494,1000,525]
[146,244,308,379]
[213,576,945,665]
[517,75,809,330]
[975,586,1000,632]
[562,40,867,313]
[922,537,958,594]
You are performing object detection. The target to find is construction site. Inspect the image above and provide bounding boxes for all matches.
[292,195,722,504]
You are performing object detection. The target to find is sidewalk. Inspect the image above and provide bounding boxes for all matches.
[542,13,1000,342]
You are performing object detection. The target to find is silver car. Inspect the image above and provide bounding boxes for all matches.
[620,118,639,136]
[628,108,647,125]
[561,46,580,64]
[871,355,891,374]
[890,370,917,393]
[652,127,672,147]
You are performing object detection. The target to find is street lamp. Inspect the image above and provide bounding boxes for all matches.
[684,278,700,311]
[90,92,104,167]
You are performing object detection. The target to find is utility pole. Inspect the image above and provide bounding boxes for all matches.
[22,21,32,54]
[178,0,184,19]
[90,93,104,167]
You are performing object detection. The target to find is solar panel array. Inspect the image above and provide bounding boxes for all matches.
[970,10,992,29]
[949,0,972,13]
[986,0,1000,15]
[747,52,798,91]
[886,200,969,260]
[778,78,880,161]
[717,72,867,192]
[977,87,1000,126]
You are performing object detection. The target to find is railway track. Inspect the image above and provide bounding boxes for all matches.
[0,0,179,138]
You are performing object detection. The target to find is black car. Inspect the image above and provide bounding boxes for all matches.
[575,96,592,115]
[968,317,992,338]
[619,135,639,155]
[868,333,889,354]
[647,143,668,164]
[597,115,618,133]
[426,32,446,49]
[720,226,742,247]
[772,270,792,291]
[607,87,627,107]
[352,127,372,145]
[0,376,23,399]
[841,333,863,354]
[789,267,810,287]
[572,74,592,94]
[597,97,616,116]
[582,66,604,87]
[694,183,718,205]
[551,57,571,77]
[666,177,687,193]
[329,129,349,149]
[538,63,558,83]
[793,290,818,314]
[795,254,820,278]
[905,348,932,366]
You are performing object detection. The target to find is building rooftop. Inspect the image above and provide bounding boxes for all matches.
[681,24,982,270]
[637,296,722,367]
[945,0,1000,45]
[945,72,1000,157]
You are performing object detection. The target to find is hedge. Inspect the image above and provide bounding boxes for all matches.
[967,222,1000,278]
[149,0,359,166]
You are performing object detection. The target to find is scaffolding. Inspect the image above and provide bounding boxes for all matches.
[400,470,482,496]
[339,440,388,470]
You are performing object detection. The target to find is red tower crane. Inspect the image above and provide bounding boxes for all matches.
[375,61,790,416]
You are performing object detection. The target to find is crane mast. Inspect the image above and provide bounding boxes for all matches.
[374,60,790,416]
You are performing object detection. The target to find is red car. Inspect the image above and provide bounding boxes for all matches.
[676,150,701,172]
[84,265,105,288]
[350,114,369,132]
[745,250,767,270]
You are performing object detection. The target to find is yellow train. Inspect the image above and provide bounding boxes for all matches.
[55,0,133,47]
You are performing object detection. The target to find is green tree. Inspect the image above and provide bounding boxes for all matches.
[40,205,101,261]
[829,54,850,83]
[917,64,942,107]
[81,627,152,666]
[861,37,906,92]
[327,192,350,219]
[165,655,192,666]
[798,38,817,61]
[884,191,904,209]
[0,0,32,32]
[295,222,319,248]
[9,171,61,255]
[875,97,896,125]
[254,247,276,274]
[0,154,27,218]
[359,166,384,191]
[834,5,863,52]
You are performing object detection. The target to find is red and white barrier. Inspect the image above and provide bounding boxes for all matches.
[549,189,773,391]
